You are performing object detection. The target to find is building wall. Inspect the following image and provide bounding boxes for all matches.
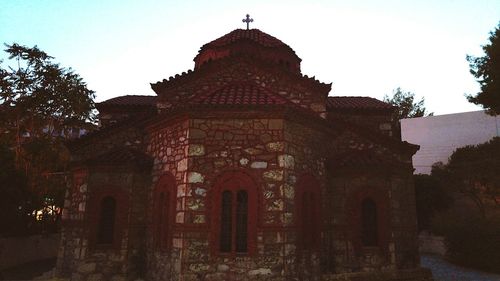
[401,110,500,174]
[146,116,328,281]
[146,118,189,281]
[57,167,150,281]
[57,114,431,281]
[326,165,419,273]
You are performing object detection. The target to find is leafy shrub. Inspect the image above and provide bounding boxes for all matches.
[414,174,452,231]
[432,209,500,273]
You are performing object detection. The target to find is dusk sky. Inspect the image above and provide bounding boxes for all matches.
[1,0,499,115]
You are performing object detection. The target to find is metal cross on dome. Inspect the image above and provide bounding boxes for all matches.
[242,14,253,30]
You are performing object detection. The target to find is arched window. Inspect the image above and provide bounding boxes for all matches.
[88,187,128,250]
[212,171,256,255]
[153,174,176,250]
[361,198,378,247]
[97,196,116,244]
[296,174,321,250]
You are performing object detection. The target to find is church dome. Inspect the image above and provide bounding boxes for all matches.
[194,29,302,74]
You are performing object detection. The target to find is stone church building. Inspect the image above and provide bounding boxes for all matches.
[56,25,433,281]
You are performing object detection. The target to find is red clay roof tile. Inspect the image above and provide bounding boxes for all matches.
[85,147,152,166]
[97,95,157,107]
[331,150,397,168]
[189,84,290,106]
[96,95,392,111]
[204,29,288,48]
[327,96,393,110]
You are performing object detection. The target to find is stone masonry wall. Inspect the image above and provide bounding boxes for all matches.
[327,173,396,274]
[146,115,328,281]
[283,120,329,280]
[57,169,88,277]
[57,167,149,281]
[156,57,328,116]
[389,173,420,270]
[326,167,420,275]
[147,118,190,281]
[59,112,424,281]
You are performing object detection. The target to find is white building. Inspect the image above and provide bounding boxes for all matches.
[401,110,500,174]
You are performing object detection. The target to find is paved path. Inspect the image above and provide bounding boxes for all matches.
[421,254,500,281]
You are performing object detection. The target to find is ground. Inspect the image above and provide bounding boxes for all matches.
[2,255,500,280]
[420,255,500,281]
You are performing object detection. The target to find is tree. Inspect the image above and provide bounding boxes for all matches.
[1,43,95,161]
[447,137,500,217]
[414,172,452,231]
[467,23,500,115]
[383,87,433,121]
[0,143,31,236]
[0,43,95,235]
[432,137,500,218]
[427,138,500,273]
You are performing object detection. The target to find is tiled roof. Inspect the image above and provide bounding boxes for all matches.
[330,150,400,168]
[204,29,288,48]
[190,84,290,106]
[85,147,152,166]
[327,116,419,154]
[327,96,393,110]
[97,95,157,107]
[96,94,392,111]
[67,113,152,149]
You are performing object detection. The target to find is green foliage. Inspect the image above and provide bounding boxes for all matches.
[0,43,95,142]
[432,209,500,273]
[467,23,500,115]
[437,137,500,217]
[427,138,500,273]
[414,174,452,231]
[0,43,95,236]
[383,87,433,121]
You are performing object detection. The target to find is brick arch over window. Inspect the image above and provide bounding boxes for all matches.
[347,187,390,255]
[210,170,258,256]
[88,186,129,250]
[296,174,322,250]
[153,173,176,251]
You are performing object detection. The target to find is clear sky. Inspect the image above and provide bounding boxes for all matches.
[1,0,499,115]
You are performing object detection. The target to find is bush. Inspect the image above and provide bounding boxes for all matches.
[432,209,500,273]
[414,174,452,231]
